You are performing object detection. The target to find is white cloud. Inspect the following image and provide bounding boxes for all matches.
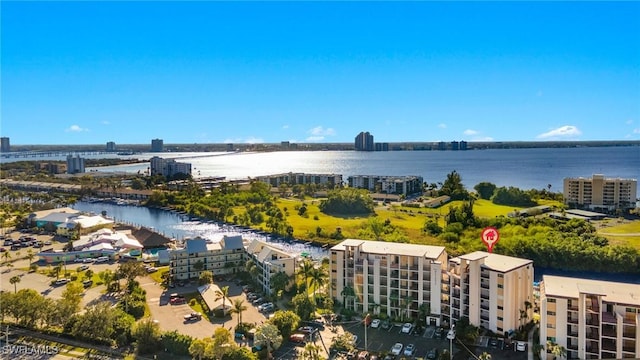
[65,124,88,132]
[308,126,336,136]
[633,128,640,134]
[438,123,447,129]
[536,125,582,139]
[627,120,634,125]
[282,125,289,129]
[463,129,478,136]
[471,136,494,142]
[306,136,325,142]
[101,120,110,125]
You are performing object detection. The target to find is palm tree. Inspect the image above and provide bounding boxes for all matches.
[231,298,247,326]
[215,285,230,316]
[26,249,35,265]
[298,259,315,297]
[309,266,328,303]
[9,275,20,293]
[2,251,11,265]
[301,342,323,360]
[53,263,62,280]
[340,286,356,310]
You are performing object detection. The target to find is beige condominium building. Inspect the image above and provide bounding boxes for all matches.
[245,239,297,296]
[444,251,534,334]
[563,174,637,210]
[169,236,245,281]
[540,275,640,359]
[330,239,447,324]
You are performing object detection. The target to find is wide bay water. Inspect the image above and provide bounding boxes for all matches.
[84,146,640,192]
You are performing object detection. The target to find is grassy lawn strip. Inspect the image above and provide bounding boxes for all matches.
[598,220,640,249]
[16,336,104,357]
[148,266,170,284]
[183,291,211,321]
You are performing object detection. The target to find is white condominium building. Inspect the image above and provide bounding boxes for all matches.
[563,174,637,210]
[245,239,297,296]
[330,239,446,323]
[347,175,424,196]
[149,156,192,178]
[254,172,343,188]
[540,275,640,360]
[169,236,245,280]
[444,251,534,334]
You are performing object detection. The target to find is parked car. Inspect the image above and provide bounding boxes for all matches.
[252,298,265,305]
[95,256,109,263]
[83,258,95,263]
[82,279,93,288]
[489,338,499,348]
[32,242,43,248]
[357,351,369,359]
[78,265,89,271]
[370,319,381,328]
[170,296,186,305]
[3,240,12,246]
[297,326,315,334]
[289,333,306,343]
[381,319,391,329]
[404,343,415,356]
[54,278,70,286]
[146,267,158,273]
[401,322,413,334]
[0,248,6,252]
[183,312,202,322]
[259,303,275,312]
[391,343,403,356]
[434,327,444,339]
[427,348,439,359]
[44,240,52,245]
[516,341,527,352]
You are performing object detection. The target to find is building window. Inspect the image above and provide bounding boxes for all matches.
[497,306,503,310]
[497,274,504,278]
[547,323,555,329]
[546,337,556,342]
[498,284,503,289]
[497,317,503,321]
[548,298,556,303]
[547,311,556,316]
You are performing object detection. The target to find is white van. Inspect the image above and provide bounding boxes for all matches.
[95,256,110,263]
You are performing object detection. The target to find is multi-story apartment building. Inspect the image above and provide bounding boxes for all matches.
[255,172,343,189]
[540,275,640,360]
[106,141,116,152]
[245,239,297,296]
[355,131,374,151]
[564,174,637,211]
[66,155,85,174]
[169,236,245,281]
[444,251,534,334]
[151,138,164,152]
[150,156,192,178]
[347,175,424,196]
[330,239,447,324]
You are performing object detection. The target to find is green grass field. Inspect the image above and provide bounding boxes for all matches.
[597,220,640,249]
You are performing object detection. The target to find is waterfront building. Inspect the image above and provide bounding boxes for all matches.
[106,141,116,152]
[451,141,459,151]
[539,275,640,359]
[149,156,192,178]
[347,175,423,196]
[563,174,637,211]
[0,137,10,153]
[255,172,343,188]
[375,142,389,151]
[66,154,85,174]
[169,236,245,281]
[245,239,297,296]
[151,138,164,152]
[460,140,468,150]
[355,131,375,151]
[443,251,534,334]
[330,239,447,324]
[438,142,447,151]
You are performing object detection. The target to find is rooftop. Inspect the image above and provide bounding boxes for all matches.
[543,275,640,306]
[331,239,445,259]
[456,251,533,272]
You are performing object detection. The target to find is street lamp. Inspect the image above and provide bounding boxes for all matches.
[447,325,456,360]
[364,313,370,352]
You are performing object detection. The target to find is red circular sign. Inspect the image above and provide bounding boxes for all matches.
[481,227,500,253]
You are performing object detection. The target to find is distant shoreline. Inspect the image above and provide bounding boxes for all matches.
[4,140,640,154]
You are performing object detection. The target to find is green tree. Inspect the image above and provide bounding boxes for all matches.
[193,259,204,272]
[189,338,207,360]
[270,271,291,296]
[161,330,194,356]
[474,182,497,200]
[254,323,282,359]
[268,310,300,339]
[319,188,375,215]
[292,292,315,321]
[298,259,315,297]
[478,352,492,360]
[222,347,258,360]
[439,170,469,200]
[71,302,116,345]
[9,275,20,293]
[199,270,214,286]
[210,327,234,359]
[231,299,248,326]
[215,285,230,317]
[309,266,328,304]
[301,342,324,360]
[132,318,162,354]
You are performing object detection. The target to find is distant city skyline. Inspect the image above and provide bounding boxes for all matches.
[1,2,639,145]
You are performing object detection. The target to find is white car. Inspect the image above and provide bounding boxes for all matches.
[391,343,403,356]
[516,341,527,352]
[370,319,380,328]
[404,343,415,356]
[401,322,413,334]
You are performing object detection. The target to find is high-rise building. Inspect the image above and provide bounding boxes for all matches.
[444,251,534,334]
[330,239,447,324]
[540,275,640,359]
[563,174,637,210]
[460,141,468,151]
[151,139,164,152]
[245,239,297,295]
[106,141,116,152]
[355,131,374,151]
[0,137,10,153]
[66,155,85,174]
[451,141,460,151]
[149,156,192,178]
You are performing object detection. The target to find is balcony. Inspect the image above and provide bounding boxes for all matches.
[601,341,616,352]
[481,282,490,290]
[601,312,617,324]
[586,330,599,340]
[567,343,578,351]
[602,326,617,338]
[623,329,636,339]
[481,305,489,311]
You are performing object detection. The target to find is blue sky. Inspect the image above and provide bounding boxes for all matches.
[2,1,639,145]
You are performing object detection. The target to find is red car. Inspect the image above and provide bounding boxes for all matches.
[170,296,186,305]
